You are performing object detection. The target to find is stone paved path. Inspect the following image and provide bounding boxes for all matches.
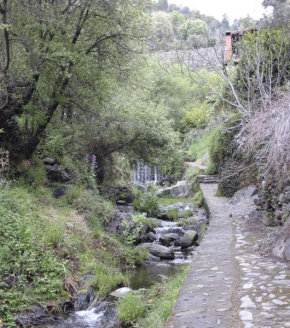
[164,183,290,328]
[234,208,290,328]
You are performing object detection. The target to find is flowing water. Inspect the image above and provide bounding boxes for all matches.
[132,162,163,185]
[47,181,208,328]
[49,217,200,328]
[130,219,197,290]
[45,302,117,328]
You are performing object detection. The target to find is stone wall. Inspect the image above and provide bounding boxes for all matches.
[218,158,258,197]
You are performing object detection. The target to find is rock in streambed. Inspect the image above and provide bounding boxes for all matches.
[142,243,175,260]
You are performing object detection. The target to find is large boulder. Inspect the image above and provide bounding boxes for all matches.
[273,234,288,259]
[74,287,95,310]
[157,181,192,198]
[142,243,175,260]
[146,232,158,242]
[110,287,132,298]
[248,210,263,222]
[43,157,58,165]
[52,185,68,199]
[181,230,198,249]
[284,238,290,261]
[262,214,274,226]
[160,233,180,243]
[231,186,257,205]
[46,166,70,183]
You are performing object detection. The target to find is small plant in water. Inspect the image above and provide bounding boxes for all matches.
[121,213,146,247]
[117,291,146,325]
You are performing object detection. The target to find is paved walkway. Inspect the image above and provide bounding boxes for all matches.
[164,183,290,328]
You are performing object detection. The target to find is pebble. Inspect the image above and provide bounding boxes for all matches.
[240,295,256,309]
[239,310,253,321]
[243,283,253,289]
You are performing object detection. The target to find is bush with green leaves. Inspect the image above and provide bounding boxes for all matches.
[121,213,146,247]
[209,119,241,169]
[184,166,200,183]
[236,28,290,109]
[14,157,46,188]
[117,291,146,326]
[204,163,218,175]
[0,187,64,325]
[166,208,179,221]
[64,186,115,225]
[134,191,160,216]
[192,190,204,207]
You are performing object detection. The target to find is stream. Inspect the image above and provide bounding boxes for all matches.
[46,203,207,328]
[42,164,207,328]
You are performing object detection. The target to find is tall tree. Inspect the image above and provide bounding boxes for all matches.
[156,0,168,11]
[151,11,174,50]
[221,14,230,31]
[0,0,148,160]
[263,0,290,26]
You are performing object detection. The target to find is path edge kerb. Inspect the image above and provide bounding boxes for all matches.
[163,183,217,327]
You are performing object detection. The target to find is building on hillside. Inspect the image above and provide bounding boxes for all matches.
[224,27,257,65]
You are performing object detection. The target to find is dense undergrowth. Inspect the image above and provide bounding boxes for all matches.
[0,183,146,326]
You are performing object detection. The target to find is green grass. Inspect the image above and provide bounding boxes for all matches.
[0,184,146,326]
[136,266,190,328]
[189,129,217,164]
[192,190,204,207]
[166,208,193,221]
[159,196,191,206]
[117,291,146,326]
[215,188,223,197]
[183,209,193,219]
[134,191,160,216]
[166,208,179,221]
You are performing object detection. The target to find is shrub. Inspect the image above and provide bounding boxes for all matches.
[166,208,179,221]
[134,191,160,216]
[64,185,85,205]
[43,220,66,248]
[209,118,242,170]
[204,163,218,175]
[91,264,128,297]
[192,191,203,207]
[121,213,146,247]
[16,157,46,188]
[188,129,217,164]
[64,187,115,225]
[184,166,199,183]
[117,292,145,325]
[0,187,64,325]
[183,210,193,219]
[182,102,209,130]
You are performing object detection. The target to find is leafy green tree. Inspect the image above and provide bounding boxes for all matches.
[263,0,290,27]
[238,15,256,29]
[151,11,174,50]
[0,0,149,160]
[232,19,240,30]
[42,57,181,182]
[170,10,186,28]
[180,6,190,15]
[178,19,209,40]
[221,14,230,31]
[155,0,168,11]
[168,4,181,12]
